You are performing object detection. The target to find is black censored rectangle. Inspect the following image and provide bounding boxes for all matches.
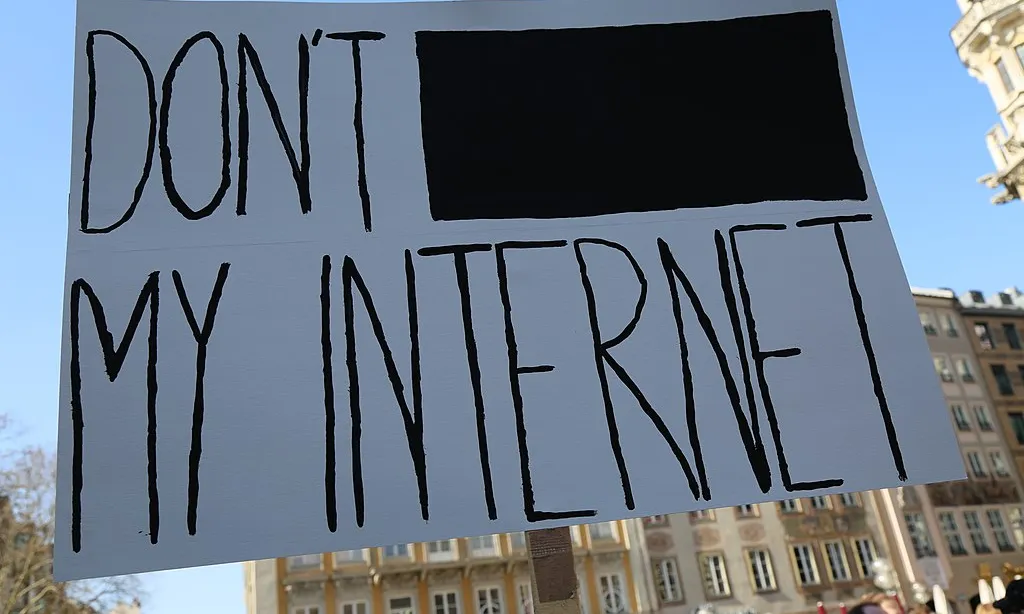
[415,10,867,222]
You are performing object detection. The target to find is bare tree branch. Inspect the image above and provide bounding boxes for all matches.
[0,420,144,614]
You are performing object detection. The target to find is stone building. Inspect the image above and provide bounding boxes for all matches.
[960,287,1024,479]
[244,521,656,614]
[867,288,1024,614]
[951,0,1024,203]
[642,498,888,614]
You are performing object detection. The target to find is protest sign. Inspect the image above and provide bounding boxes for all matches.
[55,0,965,580]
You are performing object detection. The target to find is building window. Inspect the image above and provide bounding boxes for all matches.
[920,312,938,335]
[653,558,684,603]
[938,512,968,557]
[779,499,800,513]
[598,574,629,614]
[747,549,777,592]
[509,532,527,551]
[1009,508,1024,548]
[992,364,1014,395]
[967,451,988,478]
[944,313,960,337]
[976,323,996,349]
[589,522,617,542]
[735,504,758,518]
[987,510,1016,552]
[934,356,955,383]
[517,583,533,614]
[1010,413,1024,445]
[287,554,322,569]
[690,509,715,523]
[435,593,459,614]
[904,513,937,558]
[964,511,992,554]
[426,540,457,561]
[852,538,877,577]
[295,608,322,614]
[343,603,369,614]
[809,496,830,510]
[383,544,411,559]
[791,545,820,586]
[477,588,503,614]
[839,493,860,507]
[334,550,366,564]
[699,553,731,597]
[644,515,669,527]
[470,535,498,557]
[823,541,852,582]
[957,358,977,383]
[973,405,994,431]
[952,405,971,431]
[391,598,416,614]
[570,526,582,546]
[990,451,1012,477]
[1005,323,1023,349]
[998,58,1016,92]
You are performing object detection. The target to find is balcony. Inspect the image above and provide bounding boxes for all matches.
[952,0,1024,49]
[333,549,371,576]
[584,522,627,554]
[378,544,418,573]
[467,535,501,560]
[926,478,1020,506]
[282,554,328,589]
[980,123,1024,203]
[508,532,527,554]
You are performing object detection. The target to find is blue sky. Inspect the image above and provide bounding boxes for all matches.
[0,0,1021,613]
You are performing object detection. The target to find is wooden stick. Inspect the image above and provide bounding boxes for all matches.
[526,527,582,614]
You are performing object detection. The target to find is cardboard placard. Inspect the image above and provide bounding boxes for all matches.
[56,0,964,580]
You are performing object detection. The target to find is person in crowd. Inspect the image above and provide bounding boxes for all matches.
[994,579,1024,614]
[859,592,903,614]
[848,602,886,614]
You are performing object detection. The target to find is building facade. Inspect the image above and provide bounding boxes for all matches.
[873,288,1024,614]
[961,288,1024,478]
[952,0,1024,204]
[244,521,656,614]
[245,288,1024,614]
[643,498,887,614]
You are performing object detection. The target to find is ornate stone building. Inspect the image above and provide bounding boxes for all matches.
[243,521,657,614]
[959,287,1024,479]
[642,497,888,614]
[951,0,1024,203]
[871,288,1024,614]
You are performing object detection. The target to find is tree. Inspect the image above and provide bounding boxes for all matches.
[0,438,143,614]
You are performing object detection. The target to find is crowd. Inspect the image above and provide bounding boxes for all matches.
[844,581,1024,614]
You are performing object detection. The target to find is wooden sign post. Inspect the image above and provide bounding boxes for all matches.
[526,528,582,614]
